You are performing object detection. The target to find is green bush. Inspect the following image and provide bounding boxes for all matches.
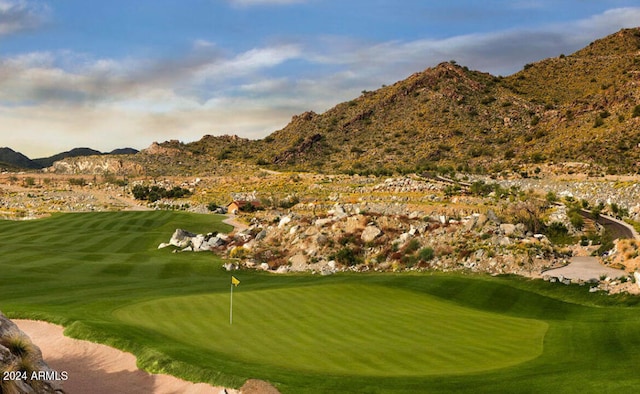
[568,211,584,230]
[404,239,421,254]
[132,185,192,202]
[418,247,435,261]
[333,247,361,266]
[545,222,574,245]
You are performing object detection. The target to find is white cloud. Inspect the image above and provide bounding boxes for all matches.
[194,44,301,83]
[0,0,48,36]
[305,7,640,78]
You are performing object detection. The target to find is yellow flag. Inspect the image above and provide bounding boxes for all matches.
[231,276,240,286]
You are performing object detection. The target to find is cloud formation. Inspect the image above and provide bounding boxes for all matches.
[0,0,48,36]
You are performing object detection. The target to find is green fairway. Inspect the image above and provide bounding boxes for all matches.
[1,211,640,393]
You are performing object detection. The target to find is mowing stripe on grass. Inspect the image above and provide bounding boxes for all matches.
[114,284,548,377]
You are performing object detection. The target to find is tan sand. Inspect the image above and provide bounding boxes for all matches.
[14,320,236,394]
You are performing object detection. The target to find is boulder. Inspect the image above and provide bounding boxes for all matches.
[345,215,367,233]
[192,234,207,251]
[289,253,308,268]
[315,218,334,227]
[486,210,501,224]
[0,312,65,393]
[254,229,267,241]
[278,215,292,228]
[361,225,382,243]
[206,236,226,248]
[476,214,489,228]
[170,229,197,248]
[316,234,329,246]
[331,204,347,218]
[500,224,516,236]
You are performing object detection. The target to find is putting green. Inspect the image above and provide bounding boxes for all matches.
[114,284,548,376]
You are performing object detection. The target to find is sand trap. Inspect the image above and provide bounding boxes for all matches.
[543,256,627,281]
[14,320,235,394]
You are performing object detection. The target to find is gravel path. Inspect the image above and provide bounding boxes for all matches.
[543,256,627,281]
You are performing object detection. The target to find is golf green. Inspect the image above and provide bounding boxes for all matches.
[114,284,547,376]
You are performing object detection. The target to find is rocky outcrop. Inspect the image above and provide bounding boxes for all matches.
[48,156,144,175]
[159,229,228,252]
[0,312,65,393]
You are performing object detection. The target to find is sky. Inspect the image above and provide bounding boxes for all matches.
[1,1,640,158]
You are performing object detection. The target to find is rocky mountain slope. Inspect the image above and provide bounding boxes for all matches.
[250,28,640,174]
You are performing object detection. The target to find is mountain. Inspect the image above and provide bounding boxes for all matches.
[246,28,640,175]
[0,147,40,169]
[0,147,140,170]
[32,148,104,168]
[109,148,139,155]
[18,28,640,176]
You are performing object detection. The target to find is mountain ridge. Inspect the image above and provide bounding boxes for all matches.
[5,27,640,176]
[0,147,140,170]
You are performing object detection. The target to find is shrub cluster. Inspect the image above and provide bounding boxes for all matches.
[132,185,192,202]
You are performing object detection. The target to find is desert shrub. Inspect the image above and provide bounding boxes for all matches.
[593,116,605,128]
[402,254,420,267]
[545,222,574,245]
[229,246,248,259]
[418,247,435,261]
[131,185,191,201]
[68,177,87,186]
[0,335,33,358]
[332,247,361,266]
[568,211,584,230]
[278,196,300,209]
[595,230,615,256]
[403,239,421,254]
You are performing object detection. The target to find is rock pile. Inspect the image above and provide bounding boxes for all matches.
[158,229,228,252]
[214,204,564,277]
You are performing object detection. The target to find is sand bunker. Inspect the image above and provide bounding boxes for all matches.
[14,320,235,394]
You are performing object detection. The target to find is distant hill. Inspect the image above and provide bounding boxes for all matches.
[0,147,139,170]
[109,148,139,155]
[32,148,104,168]
[0,147,40,169]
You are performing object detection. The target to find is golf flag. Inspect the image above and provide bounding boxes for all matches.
[232,276,240,286]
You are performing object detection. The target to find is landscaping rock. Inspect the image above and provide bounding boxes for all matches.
[500,224,516,236]
[170,229,197,248]
[361,225,382,243]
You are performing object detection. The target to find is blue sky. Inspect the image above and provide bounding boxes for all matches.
[1,0,640,157]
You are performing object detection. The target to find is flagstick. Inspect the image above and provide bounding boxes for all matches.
[230,282,234,325]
